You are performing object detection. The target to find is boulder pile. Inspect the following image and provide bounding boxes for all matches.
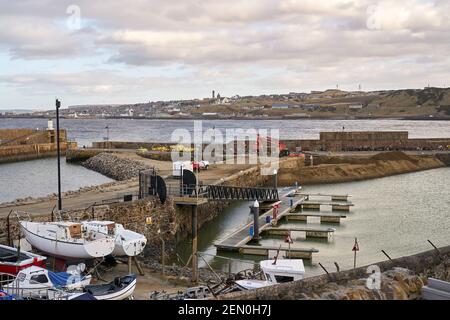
[82,153,151,180]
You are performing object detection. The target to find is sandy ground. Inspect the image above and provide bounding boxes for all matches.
[95,261,188,300]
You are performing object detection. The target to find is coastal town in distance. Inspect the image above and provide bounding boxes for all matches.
[1,0,450,312]
[3,87,450,121]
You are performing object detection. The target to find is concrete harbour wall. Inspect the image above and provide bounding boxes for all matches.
[0,129,75,163]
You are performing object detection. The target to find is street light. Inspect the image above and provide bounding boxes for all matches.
[55,99,62,213]
[105,125,110,150]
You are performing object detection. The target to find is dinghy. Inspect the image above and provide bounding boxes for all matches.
[83,274,137,300]
[235,259,305,291]
[19,221,115,259]
[83,221,147,257]
[0,244,46,275]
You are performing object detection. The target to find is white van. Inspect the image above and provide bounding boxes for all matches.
[172,161,193,177]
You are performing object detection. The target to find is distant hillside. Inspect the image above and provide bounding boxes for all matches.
[374,87,450,109]
[19,87,450,120]
[0,109,35,114]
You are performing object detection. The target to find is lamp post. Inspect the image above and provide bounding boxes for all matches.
[105,125,110,150]
[55,99,62,212]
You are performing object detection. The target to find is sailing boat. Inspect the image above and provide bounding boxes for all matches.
[19,220,115,259]
[82,221,147,257]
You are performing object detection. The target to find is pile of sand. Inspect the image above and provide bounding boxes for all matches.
[371,151,415,162]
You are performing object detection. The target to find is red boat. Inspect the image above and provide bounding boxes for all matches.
[0,244,47,275]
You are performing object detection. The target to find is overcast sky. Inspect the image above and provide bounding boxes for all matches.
[0,0,449,110]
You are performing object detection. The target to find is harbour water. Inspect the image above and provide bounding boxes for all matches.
[1,118,450,147]
[1,118,449,277]
[176,167,450,277]
[0,157,113,203]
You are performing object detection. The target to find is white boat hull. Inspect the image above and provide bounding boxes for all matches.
[20,221,115,260]
[92,279,136,300]
[83,221,147,257]
[235,280,272,291]
[114,231,147,257]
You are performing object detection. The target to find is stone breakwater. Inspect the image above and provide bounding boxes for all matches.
[217,245,450,300]
[82,153,151,180]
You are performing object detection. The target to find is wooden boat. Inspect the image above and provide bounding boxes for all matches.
[235,259,305,291]
[0,244,46,275]
[83,221,147,257]
[19,221,115,260]
[3,265,92,298]
[83,274,137,300]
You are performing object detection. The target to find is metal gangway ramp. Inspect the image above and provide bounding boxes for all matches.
[206,185,279,202]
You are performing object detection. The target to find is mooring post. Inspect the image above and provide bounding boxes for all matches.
[334,262,340,272]
[352,238,359,269]
[251,200,261,241]
[191,205,198,283]
[318,262,329,275]
[381,249,392,260]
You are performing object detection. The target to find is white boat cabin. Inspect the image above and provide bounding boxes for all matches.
[83,221,116,237]
[39,222,84,241]
[235,259,305,291]
[260,259,305,284]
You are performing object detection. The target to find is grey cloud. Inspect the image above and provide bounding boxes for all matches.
[1,0,450,108]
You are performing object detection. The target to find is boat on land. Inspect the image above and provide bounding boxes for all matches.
[19,220,115,259]
[83,274,137,300]
[3,265,92,298]
[1,267,95,300]
[0,244,46,275]
[234,259,305,291]
[82,221,147,257]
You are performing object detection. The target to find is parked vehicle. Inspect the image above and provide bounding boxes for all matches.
[192,160,210,170]
[172,161,193,177]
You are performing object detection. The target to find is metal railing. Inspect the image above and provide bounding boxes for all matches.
[0,272,76,300]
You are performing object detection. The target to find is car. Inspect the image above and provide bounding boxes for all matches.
[192,160,210,170]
